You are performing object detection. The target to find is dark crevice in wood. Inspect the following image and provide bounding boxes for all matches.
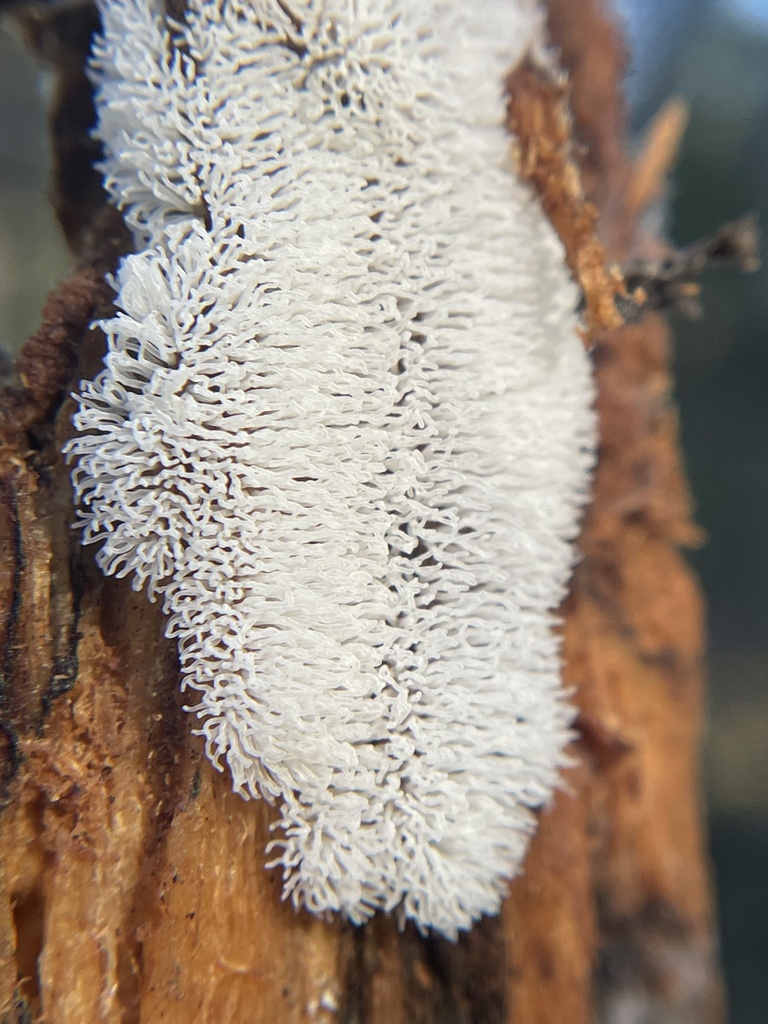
[10,885,44,1016]
[0,483,25,795]
[339,926,370,1024]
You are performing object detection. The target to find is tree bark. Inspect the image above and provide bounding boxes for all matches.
[0,2,726,1022]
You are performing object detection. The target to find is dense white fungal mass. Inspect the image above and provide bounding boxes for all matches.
[68,0,595,937]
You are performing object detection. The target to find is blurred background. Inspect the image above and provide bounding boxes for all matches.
[612,1,768,1019]
[0,17,68,369]
[0,0,766,1019]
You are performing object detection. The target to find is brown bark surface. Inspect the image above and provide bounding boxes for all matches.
[0,2,725,1022]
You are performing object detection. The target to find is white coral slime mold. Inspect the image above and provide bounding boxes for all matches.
[67,0,596,938]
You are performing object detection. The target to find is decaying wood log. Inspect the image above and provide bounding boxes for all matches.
[0,1,727,1021]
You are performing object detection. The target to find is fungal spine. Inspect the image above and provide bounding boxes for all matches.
[68,0,595,938]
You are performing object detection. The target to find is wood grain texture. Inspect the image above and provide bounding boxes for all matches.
[0,1,725,1022]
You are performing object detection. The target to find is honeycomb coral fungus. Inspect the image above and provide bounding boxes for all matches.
[67,0,596,937]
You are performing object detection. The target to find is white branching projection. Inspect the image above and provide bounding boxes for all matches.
[67,0,596,937]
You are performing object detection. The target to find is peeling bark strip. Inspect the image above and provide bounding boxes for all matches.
[0,1,725,1023]
[506,56,625,340]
